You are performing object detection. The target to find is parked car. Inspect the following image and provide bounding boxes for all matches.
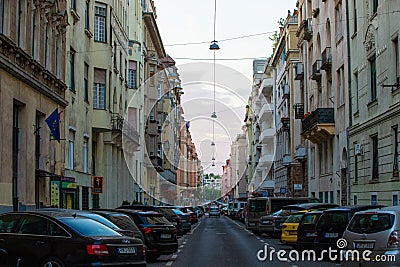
[259,203,338,238]
[179,207,198,224]
[117,205,184,235]
[40,208,136,238]
[0,210,146,267]
[117,209,178,262]
[91,209,144,242]
[171,209,191,234]
[281,211,308,246]
[341,206,400,266]
[296,210,324,250]
[314,205,385,254]
[209,206,220,217]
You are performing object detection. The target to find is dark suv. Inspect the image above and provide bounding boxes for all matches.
[118,205,184,235]
[314,205,385,253]
[117,209,178,262]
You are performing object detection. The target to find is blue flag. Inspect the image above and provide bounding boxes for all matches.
[45,108,60,142]
[186,121,190,129]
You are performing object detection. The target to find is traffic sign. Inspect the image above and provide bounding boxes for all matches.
[92,176,104,194]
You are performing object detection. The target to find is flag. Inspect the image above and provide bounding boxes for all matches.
[45,108,60,142]
[186,121,190,129]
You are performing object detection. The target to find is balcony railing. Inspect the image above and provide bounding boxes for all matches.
[111,113,140,144]
[294,62,304,80]
[311,60,322,80]
[301,108,334,133]
[296,18,313,42]
[282,84,290,99]
[321,47,332,71]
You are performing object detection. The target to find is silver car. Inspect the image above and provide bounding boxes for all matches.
[209,206,220,217]
[341,206,400,266]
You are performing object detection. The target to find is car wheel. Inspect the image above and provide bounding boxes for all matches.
[41,257,65,267]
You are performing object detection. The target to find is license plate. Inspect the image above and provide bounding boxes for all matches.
[324,232,338,238]
[355,242,374,249]
[172,222,178,225]
[160,234,171,239]
[182,220,187,222]
[262,221,271,225]
[289,231,297,235]
[306,232,316,237]
[248,223,255,226]
[117,247,136,254]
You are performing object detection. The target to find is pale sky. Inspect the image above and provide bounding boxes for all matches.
[155,0,298,174]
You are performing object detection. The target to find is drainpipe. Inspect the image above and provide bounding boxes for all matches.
[345,0,352,205]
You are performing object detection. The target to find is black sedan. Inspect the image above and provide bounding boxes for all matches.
[0,210,146,267]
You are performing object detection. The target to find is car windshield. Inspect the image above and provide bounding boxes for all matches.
[348,213,395,234]
[107,215,139,232]
[300,214,321,226]
[142,215,170,225]
[210,207,219,211]
[249,199,266,212]
[285,214,304,223]
[60,217,121,237]
[318,212,348,227]
[158,208,176,216]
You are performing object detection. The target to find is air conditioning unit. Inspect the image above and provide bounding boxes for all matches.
[354,144,363,156]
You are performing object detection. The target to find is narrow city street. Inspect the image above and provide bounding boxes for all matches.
[150,215,340,267]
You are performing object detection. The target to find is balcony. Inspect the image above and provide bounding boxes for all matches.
[321,47,332,71]
[258,102,273,121]
[294,62,304,80]
[296,18,313,43]
[260,128,275,143]
[260,78,273,97]
[301,108,335,144]
[282,84,290,99]
[282,154,292,167]
[111,113,140,148]
[311,60,322,81]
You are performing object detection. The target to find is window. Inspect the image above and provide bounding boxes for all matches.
[44,23,50,68]
[330,191,334,204]
[369,56,377,102]
[84,63,89,102]
[83,137,88,173]
[128,61,137,89]
[82,187,89,210]
[94,3,106,42]
[324,192,329,203]
[85,0,90,30]
[335,2,343,41]
[157,83,163,99]
[93,68,106,109]
[372,0,379,14]
[31,10,38,60]
[35,112,44,169]
[17,0,25,47]
[353,0,357,34]
[353,194,358,205]
[12,104,21,211]
[354,142,359,183]
[68,130,75,170]
[113,42,117,68]
[71,0,76,10]
[354,72,359,112]
[371,135,379,180]
[371,194,378,205]
[393,194,399,206]
[394,38,399,81]
[69,48,75,91]
[394,127,399,178]
[337,67,345,106]
[0,0,4,33]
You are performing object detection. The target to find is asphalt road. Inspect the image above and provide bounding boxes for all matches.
[149,215,340,267]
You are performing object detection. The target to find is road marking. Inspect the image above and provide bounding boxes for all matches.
[179,245,184,248]
[177,249,181,253]
[183,241,187,244]
[166,261,173,266]
[171,254,178,259]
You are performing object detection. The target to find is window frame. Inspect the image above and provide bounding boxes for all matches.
[94,3,107,43]
[369,56,377,102]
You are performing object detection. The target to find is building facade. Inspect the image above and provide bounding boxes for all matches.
[0,0,68,212]
[348,0,400,206]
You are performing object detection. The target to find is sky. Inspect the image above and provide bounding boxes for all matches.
[155,0,298,174]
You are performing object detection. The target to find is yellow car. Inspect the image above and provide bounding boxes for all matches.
[281,211,307,245]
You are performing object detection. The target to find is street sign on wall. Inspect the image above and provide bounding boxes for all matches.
[280,187,287,195]
[92,176,104,194]
[294,184,303,191]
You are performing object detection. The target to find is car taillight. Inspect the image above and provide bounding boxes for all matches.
[142,245,146,255]
[282,224,287,229]
[387,231,399,248]
[87,244,109,256]
[140,227,153,235]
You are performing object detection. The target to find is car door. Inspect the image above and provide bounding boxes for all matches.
[14,214,55,266]
[0,213,23,266]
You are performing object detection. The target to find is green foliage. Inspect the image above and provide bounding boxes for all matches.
[269,31,279,53]
[121,200,131,206]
